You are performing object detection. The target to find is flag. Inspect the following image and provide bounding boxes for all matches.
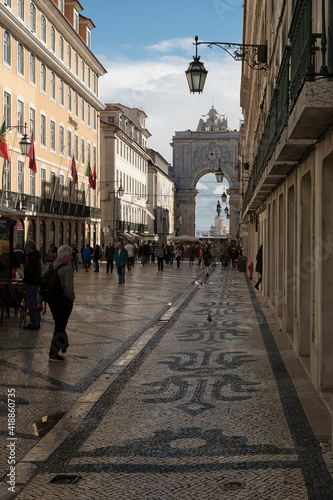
[0,121,11,163]
[28,133,36,173]
[71,153,78,185]
[85,161,94,189]
[92,165,96,190]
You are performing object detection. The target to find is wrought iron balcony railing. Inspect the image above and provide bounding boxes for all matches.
[0,190,100,219]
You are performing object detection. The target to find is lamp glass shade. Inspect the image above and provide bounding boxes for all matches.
[118,185,124,197]
[224,206,229,214]
[215,168,224,183]
[226,213,230,219]
[185,57,208,93]
[19,135,31,156]
[221,192,227,203]
[146,198,151,208]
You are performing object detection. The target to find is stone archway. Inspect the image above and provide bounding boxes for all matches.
[171,107,241,237]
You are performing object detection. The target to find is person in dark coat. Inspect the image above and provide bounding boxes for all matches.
[114,242,128,284]
[254,245,263,290]
[93,244,101,272]
[23,240,42,330]
[104,241,115,274]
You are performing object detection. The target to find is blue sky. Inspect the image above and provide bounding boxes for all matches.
[82,0,244,231]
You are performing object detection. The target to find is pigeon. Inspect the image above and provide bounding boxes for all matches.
[207,314,213,325]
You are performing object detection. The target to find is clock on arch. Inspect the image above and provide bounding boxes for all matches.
[204,147,220,162]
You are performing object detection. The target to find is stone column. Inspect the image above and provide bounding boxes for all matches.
[176,190,198,236]
[227,189,241,238]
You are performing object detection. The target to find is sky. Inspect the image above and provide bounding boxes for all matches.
[82,0,244,231]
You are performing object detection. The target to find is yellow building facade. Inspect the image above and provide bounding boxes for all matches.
[0,0,106,260]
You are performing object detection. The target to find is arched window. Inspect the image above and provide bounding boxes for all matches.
[40,63,46,92]
[59,36,64,61]
[17,43,24,74]
[30,3,36,32]
[4,32,11,65]
[50,26,55,52]
[41,15,46,43]
[29,53,36,84]
[67,44,71,69]
[18,0,25,20]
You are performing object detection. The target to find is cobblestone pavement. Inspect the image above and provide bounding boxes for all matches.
[1,262,333,499]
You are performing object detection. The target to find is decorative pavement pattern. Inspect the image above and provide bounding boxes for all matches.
[1,263,333,499]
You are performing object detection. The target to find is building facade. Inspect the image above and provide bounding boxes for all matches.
[100,104,152,244]
[0,0,106,259]
[147,148,174,243]
[240,0,333,399]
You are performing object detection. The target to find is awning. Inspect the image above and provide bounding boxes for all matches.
[143,207,155,220]
[117,232,133,240]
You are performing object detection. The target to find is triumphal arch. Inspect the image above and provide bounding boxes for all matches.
[171,107,241,237]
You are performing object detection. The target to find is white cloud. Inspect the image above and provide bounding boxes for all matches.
[146,37,195,54]
[99,52,240,230]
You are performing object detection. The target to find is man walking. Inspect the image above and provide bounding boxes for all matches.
[156,242,165,272]
[38,245,74,361]
[124,240,135,271]
[104,241,115,274]
[23,240,42,330]
[114,242,128,284]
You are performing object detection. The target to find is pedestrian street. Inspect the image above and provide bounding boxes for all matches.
[1,261,333,499]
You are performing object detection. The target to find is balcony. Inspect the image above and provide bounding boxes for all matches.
[0,190,100,220]
[242,0,333,213]
[116,220,148,233]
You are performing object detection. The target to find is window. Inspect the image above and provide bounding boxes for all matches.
[50,26,55,52]
[40,114,46,146]
[87,29,91,49]
[59,174,64,199]
[74,135,78,161]
[4,92,11,128]
[18,161,24,193]
[93,145,96,166]
[17,100,24,134]
[67,130,72,158]
[93,109,96,130]
[67,178,72,202]
[29,169,35,195]
[59,36,64,61]
[50,171,56,197]
[41,15,46,43]
[18,0,24,20]
[81,138,85,164]
[29,107,35,136]
[30,3,36,32]
[75,53,78,75]
[50,120,55,151]
[67,44,71,69]
[74,10,79,32]
[41,168,46,198]
[4,32,11,65]
[50,71,55,100]
[3,160,11,192]
[59,125,64,155]
[81,180,85,205]
[87,142,91,164]
[59,79,64,106]
[74,93,78,117]
[87,67,91,88]
[29,53,36,84]
[67,86,72,112]
[40,63,46,92]
[59,0,64,14]
[81,99,84,122]
[87,104,91,127]
[93,73,96,93]
[81,61,85,82]
[17,43,24,74]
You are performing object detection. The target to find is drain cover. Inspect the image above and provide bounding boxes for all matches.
[49,475,81,485]
[221,481,245,490]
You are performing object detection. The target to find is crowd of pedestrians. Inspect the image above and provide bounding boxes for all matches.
[15,237,251,362]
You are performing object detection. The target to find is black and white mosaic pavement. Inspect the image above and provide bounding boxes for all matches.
[1,264,333,499]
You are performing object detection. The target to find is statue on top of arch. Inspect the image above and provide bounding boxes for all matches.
[196,106,231,132]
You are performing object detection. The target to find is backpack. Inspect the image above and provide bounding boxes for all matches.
[40,262,67,303]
